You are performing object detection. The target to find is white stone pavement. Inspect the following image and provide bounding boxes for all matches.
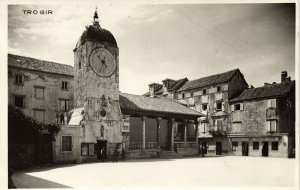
[12,156,295,188]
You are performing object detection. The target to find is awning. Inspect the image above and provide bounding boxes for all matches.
[68,107,84,126]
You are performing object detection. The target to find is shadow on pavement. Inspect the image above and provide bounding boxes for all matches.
[12,172,71,188]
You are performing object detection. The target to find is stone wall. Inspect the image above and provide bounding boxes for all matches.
[230,99,269,134]
[53,126,82,164]
[230,135,289,158]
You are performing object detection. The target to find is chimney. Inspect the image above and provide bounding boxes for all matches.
[148,83,161,97]
[281,71,288,82]
[249,85,254,89]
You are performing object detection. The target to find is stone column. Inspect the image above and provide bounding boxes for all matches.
[156,117,162,150]
[184,119,188,148]
[194,119,199,143]
[170,118,175,151]
[142,116,146,150]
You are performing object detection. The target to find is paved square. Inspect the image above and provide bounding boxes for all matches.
[12,156,295,188]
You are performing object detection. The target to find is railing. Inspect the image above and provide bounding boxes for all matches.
[175,142,197,148]
[129,142,158,150]
[129,142,142,150]
[146,142,158,149]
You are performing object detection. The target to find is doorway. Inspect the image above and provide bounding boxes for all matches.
[216,142,222,155]
[201,142,208,155]
[262,142,269,157]
[97,140,107,160]
[242,142,249,156]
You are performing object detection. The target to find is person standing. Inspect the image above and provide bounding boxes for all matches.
[113,147,118,162]
[121,148,125,162]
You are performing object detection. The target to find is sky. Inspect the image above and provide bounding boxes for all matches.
[8,3,296,95]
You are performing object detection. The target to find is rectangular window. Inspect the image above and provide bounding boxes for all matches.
[202,89,207,95]
[232,142,238,151]
[253,142,259,150]
[62,136,72,152]
[235,104,240,111]
[177,93,182,99]
[231,122,242,133]
[269,120,277,132]
[34,87,44,99]
[33,109,45,122]
[61,81,68,90]
[202,104,208,111]
[81,143,88,156]
[14,95,24,108]
[271,142,278,150]
[216,102,222,111]
[60,99,70,112]
[267,99,276,108]
[217,86,221,92]
[81,143,95,156]
[15,74,23,85]
[122,116,130,132]
[182,93,185,99]
[190,92,193,97]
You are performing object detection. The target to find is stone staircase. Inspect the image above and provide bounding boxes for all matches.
[159,151,184,159]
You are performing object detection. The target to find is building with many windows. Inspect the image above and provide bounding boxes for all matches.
[8,54,74,124]
[228,72,295,157]
[146,70,295,158]
[8,10,295,164]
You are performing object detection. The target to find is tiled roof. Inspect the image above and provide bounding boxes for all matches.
[169,78,188,91]
[120,93,202,117]
[8,54,74,76]
[230,81,295,102]
[143,78,188,96]
[177,69,240,92]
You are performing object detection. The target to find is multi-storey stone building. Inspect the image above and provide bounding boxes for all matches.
[146,70,295,158]
[228,72,295,158]
[8,54,74,124]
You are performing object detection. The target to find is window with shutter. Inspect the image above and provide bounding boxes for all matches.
[61,81,68,90]
[62,136,72,151]
[15,74,23,85]
[35,87,44,99]
[14,95,25,108]
[253,142,259,150]
[240,103,244,110]
[269,120,277,132]
[60,99,70,112]
[231,104,235,111]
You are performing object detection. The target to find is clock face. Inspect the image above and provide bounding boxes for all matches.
[89,48,116,77]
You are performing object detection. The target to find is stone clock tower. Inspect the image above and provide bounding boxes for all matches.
[73,10,122,158]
